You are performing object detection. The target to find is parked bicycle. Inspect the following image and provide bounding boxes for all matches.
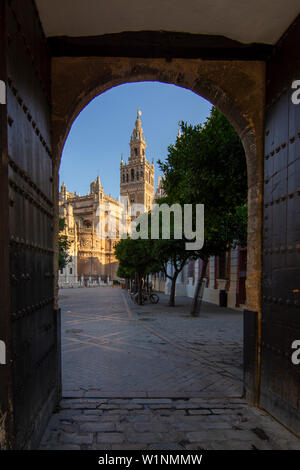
[129,289,159,305]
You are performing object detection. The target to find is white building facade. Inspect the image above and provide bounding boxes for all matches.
[154,246,247,310]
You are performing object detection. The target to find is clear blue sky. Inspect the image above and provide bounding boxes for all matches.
[60,81,212,199]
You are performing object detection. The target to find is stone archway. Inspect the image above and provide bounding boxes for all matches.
[51,57,265,401]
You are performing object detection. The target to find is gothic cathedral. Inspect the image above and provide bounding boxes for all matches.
[59,110,155,286]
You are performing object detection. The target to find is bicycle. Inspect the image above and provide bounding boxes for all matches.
[129,290,138,303]
[129,289,159,305]
[146,291,159,304]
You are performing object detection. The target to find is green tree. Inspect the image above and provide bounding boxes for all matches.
[117,264,134,280]
[117,263,134,290]
[159,107,247,316]
[148,198,193,307]
[114,237,161,305]
[153,237,191,307]
[58,217,72,270]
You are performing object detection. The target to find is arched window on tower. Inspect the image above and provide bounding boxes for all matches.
[134,148,138,156]
[126,173,129,182]
[136,171,139,180]
[122,173,125,183]
[131,169,135,181]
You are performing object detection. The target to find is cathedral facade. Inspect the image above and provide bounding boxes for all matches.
[59,110,155,286]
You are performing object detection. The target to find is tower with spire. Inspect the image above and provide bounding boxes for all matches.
[120,110,155,213]
[90,175,103,200]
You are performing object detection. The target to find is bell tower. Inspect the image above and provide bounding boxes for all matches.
[120,110,155,213]
[130,109,146,162]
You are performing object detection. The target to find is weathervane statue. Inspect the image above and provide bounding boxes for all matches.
[178,121,181,138]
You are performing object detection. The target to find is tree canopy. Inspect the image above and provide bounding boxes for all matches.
[159,107,248,314]
[114,237,161,304]
[159,107,247,212]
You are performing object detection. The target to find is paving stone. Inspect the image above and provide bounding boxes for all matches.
[99,404,121,410]
[59,432,93,445]
[155,410,186,417]
[157,431,185,442]
[209,440,253,450]
[126,432,161,444]
[60,399,98,409]
[80,422,116,432]
[184,443,211,450]
[190,415,233,424]
[51,444,81,450]
[109,399,132,405]
[210,408,241,415]
[133,422,169,433]
[111,444,145,450]
[84,391,110,398]
[148,443,185,450]
[91,444,112,450]
[132,398,173,404]
[83,409,105,415]
[122,404,145,410]
[225,429,263,441]
[187,410,212,415]
[104,416,128,424]
[148,404,175,410]
[175,421,204,432]
[106,409,129,415]
[63,391,85,398]
[70,414,100,422]
[96,433,125,444]
[200,422,234,430]
[186,430,228,442]
[175,403,212,409]
[96,391,148,398]
[125,414,152,423]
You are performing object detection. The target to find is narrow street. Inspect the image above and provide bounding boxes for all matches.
[40,288,300,450]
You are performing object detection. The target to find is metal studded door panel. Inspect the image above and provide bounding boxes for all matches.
[0,0,15,451]
[262,85,300,435]
[5,0,58,449]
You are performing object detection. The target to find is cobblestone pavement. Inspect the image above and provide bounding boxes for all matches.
[40,397,300,450]
[39,287,300,450]
[61,287,243,397]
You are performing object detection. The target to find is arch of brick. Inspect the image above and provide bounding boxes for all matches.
[51,57,265,319]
